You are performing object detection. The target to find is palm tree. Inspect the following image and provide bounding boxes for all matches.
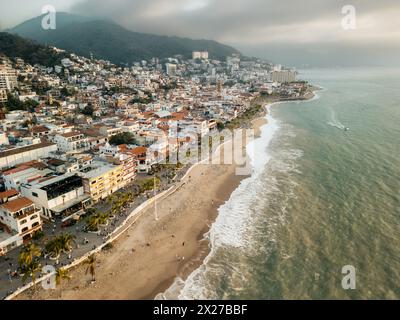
[86,214,101,232]
[85,207,97,216]
[84,254,96,282]
[98,213,110,226]
[55,268,71,286]
[58,233,76,253]
[106,194,115,206]
[22,260,41,288]
[45,238,62,260]
[18,243,41,268]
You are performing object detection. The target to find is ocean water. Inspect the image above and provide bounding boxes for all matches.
[159,67,400,300]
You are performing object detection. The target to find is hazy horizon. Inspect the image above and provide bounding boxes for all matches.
[1,0,399,67]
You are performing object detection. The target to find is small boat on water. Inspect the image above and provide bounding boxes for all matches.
[344,127,350,131]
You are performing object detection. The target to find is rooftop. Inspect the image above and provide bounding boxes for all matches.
[61,131,83,138]
[1,197,33,213]
[80,163,120,179]
[0,142,56,159]
[0,189,19,199]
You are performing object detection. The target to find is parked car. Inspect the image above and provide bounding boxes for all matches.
[61,219,77,228]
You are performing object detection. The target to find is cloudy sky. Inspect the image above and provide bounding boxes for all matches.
[1,0,400,67]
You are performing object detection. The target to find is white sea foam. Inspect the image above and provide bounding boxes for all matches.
[156,102,304,300]
[155,104,282,300]
[327,108,346,130]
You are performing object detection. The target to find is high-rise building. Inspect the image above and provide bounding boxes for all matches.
[0,63,18,92]
[0,88,7,103]
[270,70,297,83]
[165,63,177,76]
[192,51,209,60]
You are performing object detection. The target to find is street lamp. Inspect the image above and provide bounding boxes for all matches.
[7,269,12,283]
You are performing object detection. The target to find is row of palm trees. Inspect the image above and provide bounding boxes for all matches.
[18,242,97,289]
[17,243,71,287]
[84,191,135,232]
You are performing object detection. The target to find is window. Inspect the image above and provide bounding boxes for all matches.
[30,215,38,220]
[32,192,38,197]
[20,219,27,225]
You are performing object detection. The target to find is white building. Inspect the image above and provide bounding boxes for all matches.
[0,63,18,91]
[0,195,42,256]
[0,142,58,170]
[21,173,91,220]
[53,132,90,153]
[0,132,9,145]
[270,70,297,83]
[192,51,209,60]
[166,63,177,76]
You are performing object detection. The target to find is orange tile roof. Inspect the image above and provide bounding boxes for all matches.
[1,197,33,212]
[31,125,50,133]
[61,131,82,138]
[131,146,147,155]
[0,189,19,199]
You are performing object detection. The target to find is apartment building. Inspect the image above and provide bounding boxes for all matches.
[270,70,297,83]
[192,51,209,60]
[53,132,89,153]
[99,126,123,138]
[0,63,18,91]
[80,162,124,202]
[0,88,7,103]
[103,147,137,187]
[0,195,42,256]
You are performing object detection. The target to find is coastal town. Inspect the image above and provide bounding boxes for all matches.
[0,47,314,299]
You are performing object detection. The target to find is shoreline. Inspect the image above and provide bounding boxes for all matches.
[14,91,316,300]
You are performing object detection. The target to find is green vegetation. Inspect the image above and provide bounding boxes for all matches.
[225,104,263,130]
[139,177,161,192]
[31,230,45,241]
[44,233,76,259]
[18,243,41,268]
[130,95,153,104]
[109,132,137,146]
[9,13,240,65]
[60,87,74,97]
[85,212,110,232]
[55,268,71,286]
[18,243,42,286]
[5,93,39,112]
[0,32,66,67]
[81,104,94,116]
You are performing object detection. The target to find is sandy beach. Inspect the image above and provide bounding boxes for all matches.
[17,111,268,300]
